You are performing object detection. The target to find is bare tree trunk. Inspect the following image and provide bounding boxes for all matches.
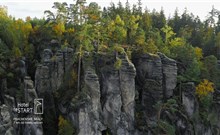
[77,45,82,93]
[77,56,81,93]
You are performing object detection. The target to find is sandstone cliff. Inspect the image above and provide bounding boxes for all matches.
[0,48,220,135]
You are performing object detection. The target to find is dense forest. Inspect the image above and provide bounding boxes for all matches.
[0,0,220,134]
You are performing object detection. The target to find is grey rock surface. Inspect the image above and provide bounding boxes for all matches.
[133,53,178,121]
[182,82,197,118]
[24,76,43,135]
[0,104,15,135]
[2,47,216,135]
[98,53,136,135]
[158,52,177,99]
[35,48,74,135]
[133,53,163,118]
[71,53,103,135]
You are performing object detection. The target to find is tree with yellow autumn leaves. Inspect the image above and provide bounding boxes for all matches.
[196,79,214,98]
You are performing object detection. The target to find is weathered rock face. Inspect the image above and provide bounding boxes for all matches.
[36,48,74,94]
[213,90,220,133]
[2,46,220,135]
[99,53,136,135]
[24,48,220,135]
[66,52,136,135]
[35,48,74,134]
[23,76,43,135]
[158,53,177,99]
[133,53,163,118]
[24,76,38,103]
[69,53,103,135]
[214,89,220,104]
[0,104,15,135]
[0,78,16,135]
[181,82,197,118]
[133,53,177,119]
[0,76,43,135]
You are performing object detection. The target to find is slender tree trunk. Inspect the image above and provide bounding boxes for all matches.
[77,45,82,92]
[77,57,81,92]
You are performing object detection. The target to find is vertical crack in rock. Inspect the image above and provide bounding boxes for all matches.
[98,53,136,135]
[181,82,197,118]
[24,76,43,135]
[158,52,177,99]
[35,48,74,135]
[133,53,163,119]
[73,52,104,135]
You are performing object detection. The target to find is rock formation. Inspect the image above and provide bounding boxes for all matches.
[23,76,43,135]
[133,53,177,120]
[1,48,220,135]
[181,82,197,118]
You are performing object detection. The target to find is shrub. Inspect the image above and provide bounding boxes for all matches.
[58,115,75,135]
[114,57,122,70]
[196,79,214,98]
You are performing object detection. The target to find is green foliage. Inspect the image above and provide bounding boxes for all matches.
[201,55,220,87]
[125,15,140,45]
[114,45,125,54]
[0,39,10,61]
[144,39,158,54]
[154,99,178,135]
[107,15,127,44]
[196,79,214,98]
[207,112,218,127]
[161,24,176,44]
[183,58,201,82]
[114,57,122,70]
[1,2,220,134]
[194,47,203,60]
[158,120,176,135]
[135,27,145,46]
[199,94,214,125]
[12,46,22,58]
[215,32,220,59]
[58,115,75,135]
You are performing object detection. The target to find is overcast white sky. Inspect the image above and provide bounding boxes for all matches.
[0,0,220,21]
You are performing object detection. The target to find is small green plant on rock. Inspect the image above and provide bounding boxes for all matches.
[58,115,75,135]
[154,99,178,135]
[114,57,122,70]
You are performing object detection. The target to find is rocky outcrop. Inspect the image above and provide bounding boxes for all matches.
[35,48,74,134]
[36,48,74,94]
[0,76,43,135]
[23,76,43,135]
[66,52,136,135]
[24,76,38,103]
[158,53,177,99]
[133,53,177,120]
[68,53,103,135]
[133,53,163,118]
[0,104,15,135]
[181,82,197,118]
[2,46,220,135]
[213,90,220,134]
[99,53,136,135]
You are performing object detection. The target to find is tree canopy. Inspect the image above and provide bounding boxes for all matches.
[0,0,220,96]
